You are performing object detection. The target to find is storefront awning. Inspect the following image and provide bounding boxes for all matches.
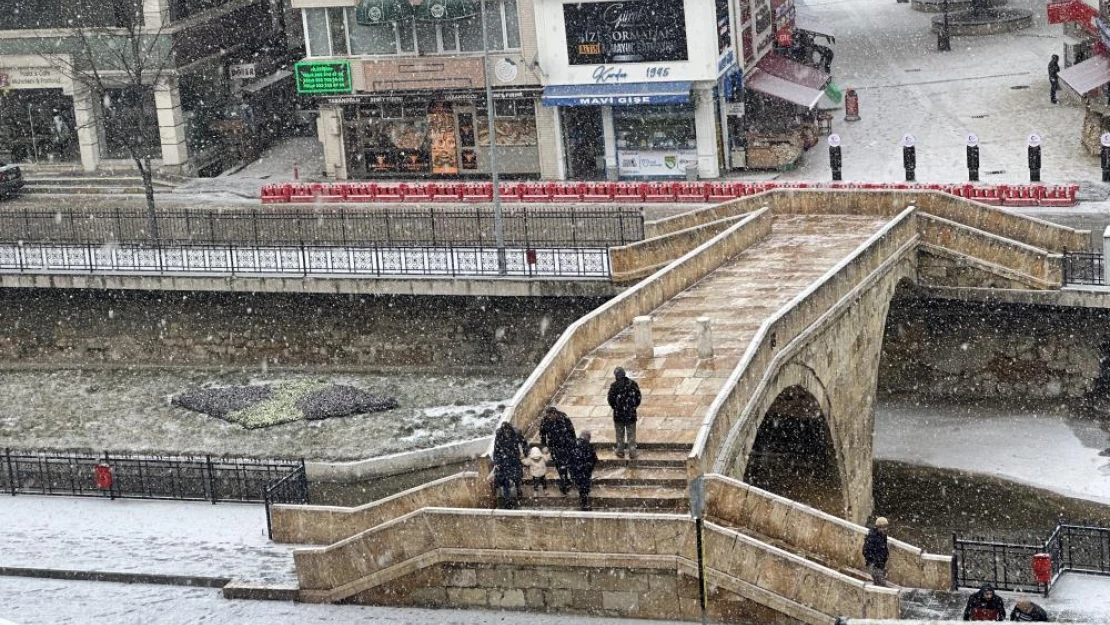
[1059,54,1110,95]
[746,70,825,108]
[541,82,693,107]
[795,14,834,39]
[756,53,831,91]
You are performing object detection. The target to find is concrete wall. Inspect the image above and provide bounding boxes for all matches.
[293,507,899,623]
[0,289,602,370]
[272,473,486,545]
[490,208,773,456]
[704,475,952,591]
[609,215,749,283]
[880,295,1105,400]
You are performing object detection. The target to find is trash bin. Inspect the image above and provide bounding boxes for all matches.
[685,165,699,181]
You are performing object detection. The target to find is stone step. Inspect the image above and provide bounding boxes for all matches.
[24,176,177,188]
[595,448,687,468]
[511,484,688,512]
[531,465,687,488]
[20,185,173,195]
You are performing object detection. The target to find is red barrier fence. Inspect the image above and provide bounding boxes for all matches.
[260,181,1080,208]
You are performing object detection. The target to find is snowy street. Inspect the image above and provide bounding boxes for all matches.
[0,496,295,585]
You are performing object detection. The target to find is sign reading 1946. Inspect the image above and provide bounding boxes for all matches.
[295,60,352,95]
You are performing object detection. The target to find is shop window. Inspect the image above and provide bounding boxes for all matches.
[504,0,520,49]
[494,100,516,117]
[476,99,538,147]
[328,8,349,56]
[348,18,399,55]
[304,8,331,57]
[101,87,160,160]
[614,105,696,151]
[0,89,79,164]
[336,0,519,57]
[415,20,440,55]
[382,101,404,119]
[0,0,128,29]
[169,0,235,22]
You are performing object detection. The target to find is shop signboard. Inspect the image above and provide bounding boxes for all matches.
[716,0,736,77]
[295,60,353,95]
[618,149,698,177]
[563,0,689,65]
[0,64,67,90]
[229,63,256,80]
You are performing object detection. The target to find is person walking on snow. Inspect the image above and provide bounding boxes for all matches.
[492,421,528,508]
[525,446,551,496]
[863,516,890,587]
[539,406,576,494]
[964,584,1006,621]
[569,429,599,511]
[1048,54,1061,104]
[607,367,642,459]
[1009,599,1048,622]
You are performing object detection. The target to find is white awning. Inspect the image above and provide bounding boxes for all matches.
[1059,54,1110,95]
[746,70,825,109]
[795,14,834,39]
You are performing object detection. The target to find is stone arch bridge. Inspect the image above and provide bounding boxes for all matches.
[273,189,1089,625]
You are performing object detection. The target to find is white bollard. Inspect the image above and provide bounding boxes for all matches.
[1103,226,1110,286]
[696,317,714,359]
[634,316,654,359]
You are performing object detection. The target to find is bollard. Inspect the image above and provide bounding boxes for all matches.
[902,134,916,182]
[634,316,654,359]
[828,134,843,181]
[696,317,714,360]
[966,133,979,182]
[293,160,300,181]
[1028,134,1042,183]
[844,89,860,122]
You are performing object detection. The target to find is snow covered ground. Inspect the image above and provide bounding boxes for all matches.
[0,369,517,461]
[0,496,295,584]
[783,0,1100,186]
[172,137,326,200]
[0,576,690,625]
[875,399,1110,505]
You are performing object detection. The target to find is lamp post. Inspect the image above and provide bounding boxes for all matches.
[938,0,952,51]
[479,0,507,275]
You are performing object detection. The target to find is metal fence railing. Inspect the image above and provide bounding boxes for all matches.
[1062,251,1103,286]
[1,448,305,504]
[263,464,310,539]
[0,206,643,249]
[0,242,612,278]
[953,523,1110,595]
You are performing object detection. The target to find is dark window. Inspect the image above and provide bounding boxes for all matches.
[0,0,137,29]
[169,0,236,22]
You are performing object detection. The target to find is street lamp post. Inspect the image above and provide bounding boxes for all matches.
[938,0,952,51]
[479,0,507,275]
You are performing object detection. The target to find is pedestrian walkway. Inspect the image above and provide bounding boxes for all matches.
[0,496,296,585]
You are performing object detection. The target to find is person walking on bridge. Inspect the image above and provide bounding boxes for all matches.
[863,516,890,587]
[492,421,528,508]
[569,429,599,511]
[539,406,576,495]
[607,367,642,459]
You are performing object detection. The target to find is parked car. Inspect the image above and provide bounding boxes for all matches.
[0,162,24,198]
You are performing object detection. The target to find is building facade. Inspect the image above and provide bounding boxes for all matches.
[0,0,292,176]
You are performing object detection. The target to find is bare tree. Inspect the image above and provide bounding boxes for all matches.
[42,0,177,242]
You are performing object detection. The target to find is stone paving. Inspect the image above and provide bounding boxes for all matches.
[550,215,891,448]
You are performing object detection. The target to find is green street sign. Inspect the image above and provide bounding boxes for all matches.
[295,60,353,95]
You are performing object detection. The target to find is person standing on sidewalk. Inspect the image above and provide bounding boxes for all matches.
[863,517,890,587]
[1048,54,1061,104]
[607,367,641,459]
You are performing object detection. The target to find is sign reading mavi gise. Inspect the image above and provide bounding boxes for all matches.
[563,0,688,65]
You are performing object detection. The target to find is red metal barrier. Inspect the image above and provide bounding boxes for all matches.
[614,183,645,201]
[376,184,405,202]
[643,182,677,202]
[676,182,710,202]
[553,182,584,202]
[582,182,615,202]
[462,182,493,202]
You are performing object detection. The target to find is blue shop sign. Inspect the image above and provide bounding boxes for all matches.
[541,81,693,107]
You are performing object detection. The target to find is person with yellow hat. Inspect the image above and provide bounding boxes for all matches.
[863,516,890,586]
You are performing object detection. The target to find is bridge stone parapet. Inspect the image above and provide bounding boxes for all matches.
[610,214,751,284]
[917,214,1062,289]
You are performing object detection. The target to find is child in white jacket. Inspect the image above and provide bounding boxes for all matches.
[525,446,551,495]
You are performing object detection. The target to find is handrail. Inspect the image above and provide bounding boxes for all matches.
[689,206,919,477]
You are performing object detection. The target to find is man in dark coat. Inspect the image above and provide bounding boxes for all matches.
[863,516,890,587]
[1009,599,1048,622]
[964,584,1006,621]
[569,429,599,511]
[607,367,642,459]
[492,421,528,508]
[539,406,576,494]
[1048,54,1060,104]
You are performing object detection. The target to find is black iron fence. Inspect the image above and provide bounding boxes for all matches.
[1062,251,1103,286]
[0,206,644,249]
[0,242,612,278]
[1,448,304,505]
[953,523,1110,595]
[263,464,310,539]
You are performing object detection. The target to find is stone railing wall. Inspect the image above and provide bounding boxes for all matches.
[292,507,899,623]
[270,472,485,545]
[917,214,1062,288]
[609,214,750,283]
[704,474,952,591]
[688,207,919,478]
[485,208,773,456]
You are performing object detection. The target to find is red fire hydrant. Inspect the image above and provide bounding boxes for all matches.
[94,462,114,496]
[844,88,860,122]
[1032,552,1052,596]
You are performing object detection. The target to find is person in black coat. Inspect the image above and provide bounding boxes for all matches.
[1009,599,1048,622]
[492,421,528,508]
[1048,54,1060,104]
[964,584,1006,621]
[863,516,890,586]
[607,367,642,459]
[539,406,576,494]
[569,429,599,511]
